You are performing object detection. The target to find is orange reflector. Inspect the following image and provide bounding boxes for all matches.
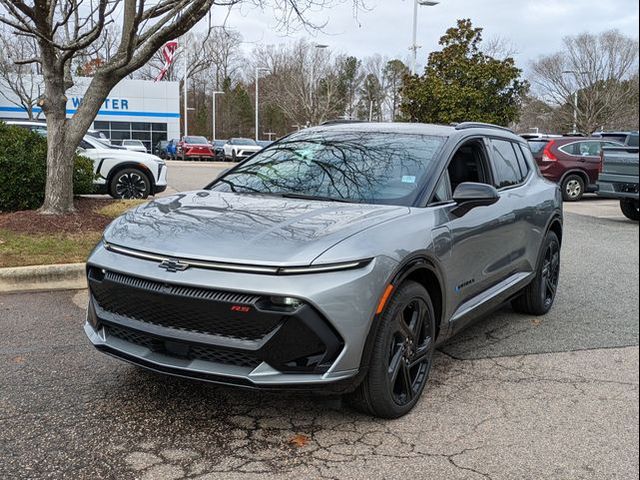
[376,285,394,315]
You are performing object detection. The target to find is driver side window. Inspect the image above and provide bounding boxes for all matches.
[429,140,491,205]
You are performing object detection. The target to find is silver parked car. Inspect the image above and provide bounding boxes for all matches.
[85,122,563,418]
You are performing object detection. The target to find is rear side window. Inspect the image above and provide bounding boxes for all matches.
[489,139,525,189]
[561,141,601,156]
[514,144,531,178]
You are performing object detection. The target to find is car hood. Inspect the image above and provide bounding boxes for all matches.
[104,191,409,266]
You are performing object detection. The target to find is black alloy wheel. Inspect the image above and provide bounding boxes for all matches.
[540,239,560,310]
[512,231,561,316]
[387,298,433,407]
[348,281,435,418]
[110,169,151,199]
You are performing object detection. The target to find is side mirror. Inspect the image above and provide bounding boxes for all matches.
[452,182,499,216]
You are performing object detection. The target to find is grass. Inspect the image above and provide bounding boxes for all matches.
[95,199,147,219]
[0,229,103,268]
[0,199,149,268]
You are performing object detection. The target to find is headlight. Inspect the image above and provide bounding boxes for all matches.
[278,258,372,275]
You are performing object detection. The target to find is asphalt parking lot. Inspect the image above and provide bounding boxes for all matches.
[1,165,638,479]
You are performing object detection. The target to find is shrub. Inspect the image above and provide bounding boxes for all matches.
[0,122,96,211]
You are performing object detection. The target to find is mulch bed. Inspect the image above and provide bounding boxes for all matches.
[0,197,115,234]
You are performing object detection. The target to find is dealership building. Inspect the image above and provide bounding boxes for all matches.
[0,76,180,152]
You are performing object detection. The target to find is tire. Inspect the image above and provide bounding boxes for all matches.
[512,231,560,316]
[561,174,585,202]
[347,281,436,419]
[232,151,237,162]
[620,199,639,221]
[109,168,151,199]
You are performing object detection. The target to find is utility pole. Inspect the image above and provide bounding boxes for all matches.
[183,50,188,136]
[562,70,588,135]
[211,91,223,141]
[255,67,269,142]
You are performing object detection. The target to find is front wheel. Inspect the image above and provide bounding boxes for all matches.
[512,231,560,316]
[620,199,639,221]
[109,168,151,199]
[347,281,435,418]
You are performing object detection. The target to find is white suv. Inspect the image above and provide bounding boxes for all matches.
[6,121,167,199]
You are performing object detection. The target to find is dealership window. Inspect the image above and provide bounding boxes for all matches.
[93,121,168,152]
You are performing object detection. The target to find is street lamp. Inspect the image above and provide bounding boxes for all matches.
[211,91,223,142]
[255,67,269,142]
[310,44,329,125]
[562,70,588,135]
[410,0,439,75]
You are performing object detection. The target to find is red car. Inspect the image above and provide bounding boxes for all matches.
[177,135,215,161]
[527,137,623,201]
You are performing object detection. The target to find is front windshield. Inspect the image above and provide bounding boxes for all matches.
[185,136,208,144]
[209,130,446,206]
[233,138,257,146]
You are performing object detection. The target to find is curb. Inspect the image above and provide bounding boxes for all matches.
[0,263,86,294]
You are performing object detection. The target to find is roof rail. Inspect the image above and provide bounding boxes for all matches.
[454,122,514,133]
[321,119,367,126]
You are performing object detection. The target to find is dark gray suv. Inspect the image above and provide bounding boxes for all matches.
[85,122,563,418]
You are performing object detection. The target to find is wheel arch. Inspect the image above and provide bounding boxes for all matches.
[392,259,445,343]
[560,169,589,188]
[353,255,446,388]
[547,214,563,246]
[106,162,156,191]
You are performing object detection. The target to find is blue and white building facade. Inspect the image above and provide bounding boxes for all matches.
[0,76,180,152]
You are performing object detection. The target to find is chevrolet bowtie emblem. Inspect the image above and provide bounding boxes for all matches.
[158,259,189,272]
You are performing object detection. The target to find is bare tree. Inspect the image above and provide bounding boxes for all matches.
[0,27,43,119]
[383,59,408,121]
[0,0,364,214]
[255,39,343,127]
[530,30,639,134]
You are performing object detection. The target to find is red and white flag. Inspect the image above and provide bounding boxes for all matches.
[154,41,179,82]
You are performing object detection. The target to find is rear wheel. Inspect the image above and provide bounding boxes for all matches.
[512,231,560,315]
[561,174,584,202]
[109,168,151,199]
[620,199,639,221]
[347,281,435,418]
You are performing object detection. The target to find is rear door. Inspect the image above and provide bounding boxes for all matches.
[560,140,604,186]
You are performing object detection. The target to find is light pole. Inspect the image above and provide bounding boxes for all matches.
[562,70,588,135]
[309,44,329,125]
[255,67,269,142]
[211,91,223,141]
[410,0,439,75]
[183,48,189,136]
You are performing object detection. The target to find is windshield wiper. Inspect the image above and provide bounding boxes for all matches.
[280,193,356,204]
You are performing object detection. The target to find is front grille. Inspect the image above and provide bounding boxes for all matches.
[89,270,282,341]
[106,324,261,368]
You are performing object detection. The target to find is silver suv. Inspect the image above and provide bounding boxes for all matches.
[85,122,562,418]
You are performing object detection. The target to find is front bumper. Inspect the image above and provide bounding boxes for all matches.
[84,246,397,390]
